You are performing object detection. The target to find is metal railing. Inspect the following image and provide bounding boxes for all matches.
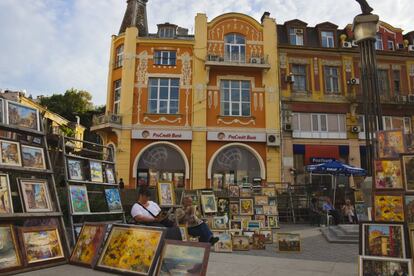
[206,54,270,66]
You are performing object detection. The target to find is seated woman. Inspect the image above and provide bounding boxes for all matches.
[131,187,182,240]
[341,199,356,223]
[176,196,219,245]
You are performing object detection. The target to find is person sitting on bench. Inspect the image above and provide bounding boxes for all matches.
[323,197,341,225]
[309,197,323,226]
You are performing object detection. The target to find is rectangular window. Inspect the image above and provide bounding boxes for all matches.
[159,27,175,38]
[113,80,121,114]
[115,45,124,68]
[377,69,390,96]
[148,78,180,114]
[393,70,400,95]
[154,51,176,66]
[375,34,383,50]
[289,28,304,46]
[292,113,346,139]
[220,80,251,116]
[321,31,335,48]
[324,66,340,94]
[292,64,307,92]
[387,40,395,51]
[383,116,412,134]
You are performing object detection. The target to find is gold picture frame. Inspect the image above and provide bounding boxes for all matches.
[157,181,176,207]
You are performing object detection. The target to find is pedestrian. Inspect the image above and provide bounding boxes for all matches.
[119,178,124,189]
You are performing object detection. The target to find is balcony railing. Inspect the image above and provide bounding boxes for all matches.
[93,113,122,126]
[206,54,270,68]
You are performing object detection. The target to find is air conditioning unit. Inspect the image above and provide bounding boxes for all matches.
[347,78,360,85]
[342,41,352,48]
[408,45,414,52]
[295,29,304,35]
[408,95,414,103]
[250,57,261,64]
[283,123,293,131]
[351,40,358,47]
[285,74,295,83]
[351,126,362,133]
[267,133,281,147]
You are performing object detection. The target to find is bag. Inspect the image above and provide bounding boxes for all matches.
[137,202,175,228]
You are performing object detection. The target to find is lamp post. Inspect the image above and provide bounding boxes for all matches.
[352,8,383,176]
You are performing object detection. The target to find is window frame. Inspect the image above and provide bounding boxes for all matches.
[148,78,180,114]
[113,79,122,114]
[224,33,246,63]
[289,28,304,46]
[387,40,395,51]
[115,44,124,68]
[220,80,251,117]
[393,70,401,95]
[159,27,176,38]
[324,66,341,94]
[292,113,347,139]
[291,64,308,92]
[375,34,383,50]
[377,69,390,97]
[321,31,335,48]
[154,50,177,66]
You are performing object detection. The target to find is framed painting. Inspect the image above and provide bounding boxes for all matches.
[212,216,228,230]
[228,185,239,198]
[212,173,224,191]
[405,196,414,223]
[263,205,278,216]
[67,158,84,180]
[239,198,254,216]
[0,140,21,166]
[254,195,268,205]
[232,235,250,251]
[105,188,123,212]
[252,234,266,250]
[255,215,266,223]
[157,240,210,276]
[217,197,229,215]
[149,170,158,187]
[200,194,217,214]
[358,256,412,276]
[262,187,276,197]
[255,206,264,215]
[268,198,277,206]
[180,190,199,207]
[69,185,90,214]
[377,130,406,159]
[21,145,46,170]
[137,170,148,186]
[267,216,279,229]
[18,226,65,265]
[260,229,273,244]
[178,225,188,242]
[95,224,165,276]
[243,231,255,244]
[229,201,239,216]
[19,179,52,212]
[239,188,252,198]
[402,155,414,192]
[173,172,184,188]
[374,194,404,222]
[354,190,364,203]
[70,223,108,268]
[247,220,261,231]
[6,100,40,131]
[0,174,13,214]
[0,225,22,273]
[161,172,173,182]
[277,233,301,252]
[89,161,103,183]
[213,232,232,253]
[230,220,242,230]
[355,203,369,222]
[361,222,406,258]
[374,160,403,190]
[157,181,176,207]
[105,167,116,184]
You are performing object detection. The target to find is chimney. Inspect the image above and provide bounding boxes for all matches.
[261,12,271,24]
[119,0,148,36]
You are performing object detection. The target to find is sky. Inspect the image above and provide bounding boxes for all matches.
[0,0,413,105]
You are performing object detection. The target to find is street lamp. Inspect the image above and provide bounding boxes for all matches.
[352,1,383,176]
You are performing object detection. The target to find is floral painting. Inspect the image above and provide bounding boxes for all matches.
[374,195,404,222]
[104,189,122,212]
[0,174,13,214]
[0,225,21,271]
[21,145,46,170]
[89,161,103,183]
[6,101,39,131]
[69,185,90,214]
[239,198,254,216]
[374,160,403,189]
[377,130,406,159]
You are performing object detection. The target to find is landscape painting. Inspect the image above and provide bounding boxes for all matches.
[104,188,122,212]
[232,236,250,251]
[21,145,46,170]
[89,161,103,183]
[20,179,52,212]
[213,232,232,253]
[0,225,21,272]
[0,174,13,214]
[0,140,21,166]
[6,101,39,131]
[277,233,301,252]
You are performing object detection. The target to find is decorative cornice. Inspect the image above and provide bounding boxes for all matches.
[217,118,256,126]
[143,116,182,124]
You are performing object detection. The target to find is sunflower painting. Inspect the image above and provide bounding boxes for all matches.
[374,195,404,222]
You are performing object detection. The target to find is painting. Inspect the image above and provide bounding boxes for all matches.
[21,145,46,170]
[6,101,39,131]
[213,232,232,253]
[229,201,239,216]
[252,234,266,250]
[239,188,252,197]
[19,226,64,265]
[277,233,301,252]
[262,187,276,197]
[0,225,22,272]
[374,195,404,222]
[268,198,277,206]
[255,215,266,223]
[105,188,122,212]
[0,174,13,214]
[362,223,405,258]
[232,236,250,251]
[200,194,217,214]
[19,179,52,212]
[255,206,264,215]
[0,140,21,166]
[355,203,369,222]
[212,216,228,230]
[263,205,278,216]
[359,256,412,276]
[68,185,90,214]
[239,198,254,216]
[374,160,403,189]
[354,190,364,203]
[212,173,224,191]
[173,172,184,188]
[377,130,406,159]
[233,216,251,230]
[149,170,158,187]
[178,226,188,242]
[247,220,261,231]
[403,155,414,192]
[157,182,176,207]
[137,171,148,186]
[70,223,108,267]
[67,158,84,180]
[267,216,279,229]
[157,240,210,276]
[228,185,239,198]
[181,191,199,207]
[96,225,165,276]
[105,167,116,184]
[89,161,103,183]
[217,197,229,215]
[243,231,255,244]
[405,196,414,223]
[230,220,242,230]
[254,195,268,205]
[260,230,273,244]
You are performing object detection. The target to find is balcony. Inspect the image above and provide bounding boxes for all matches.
[205,54,270,70]
[91,113,122,131]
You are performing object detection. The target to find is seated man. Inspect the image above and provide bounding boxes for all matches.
[322,197,341,225]
[176,196,219,245]
[309,197,323,226]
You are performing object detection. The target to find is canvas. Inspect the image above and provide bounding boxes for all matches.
[255,215,266,223]
[403,155,414,192]
[213,232,232,253]
[359,256,412,276]
[374,195,404,222]
[254,195,268,205]
[96,225,165,276]
[377,130,406,159]
[217,197,229,215]
[6,101,39,131]
[267,216,279,228]
[105,188,122,212]
[178,226,188,242]
[20,179,52,212]
[201,194,217,214]
[0,174,13,214]
[232,236,250,251]
[228,185,240,198]
[252,234,266,250]
[277,233,301,252]
[374,160,403,189]
[69,185,90,214]
[255,206,264,215]
[212,216,228,230]
[89,161,103,183]
[173,172,184,188]
[355,203,369,222]
[0,140,21,166]
[67,158,84,180]
[0,225,21,272]
[406,196,414,223]
[19,226,65,265]
[70,223,108,267]
[157,240,210,276]
[213,173,224,191]
[157,182,176,207]
[260,230,273,244]
[233,216,251,230]
[263,205,278,216]
[229,201,239,216]
[21,145,46,170]
[362,223,405,258]
[248,220,261,231]
[149,170,158,187]
[105,167,116,184]
[268,198,277,206]
[239,198,254,216]
[262,187,276,197]
[230,220,242,230]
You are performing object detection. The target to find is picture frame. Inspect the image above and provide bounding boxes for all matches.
[212,173,224,191]
[267,216,279,229]
[157,240,210,276]
[89,161,103,183]
[157,181,176,207]
[255,206,264,215]
[6,100,40,131]
[217,197,229,215]
[268,198,277,206]
[95,224,166,276]
[137,170,148,186]
[239,188,252,198]
[228,185,240,198]
[230,220,242,230]
[213,232,232,253]
[0,224,22,273]
[69,223,108,268]
[21,145,46,170]
[377,130,406,159]
[262,187,276,197]
[104,188,123,212]
[374,194,404,222]
[233,215,251,230]
[243,231,255,244]
[69,185,90,214]
[67,158,84,181]
[354,190,364,203]
[200,194,217,214]
[260,229,273,244]
[263,205,278,216]
[18,226,65,265]
[374,159,403,190]
[232,235,250,251]
[255,214,266,223]
[0,174,13,214]
[402,155,414,192]
[247,220,261,231]
[239,198,254,216]
[178,225,189,242]
[19,179,53,212]
[254,195,268,205]
[358,256,412,276]
[355,203,369,222]
[180,190,199,207]
[277,233,301,252]
[149,170,158,187]
[406,196,414,224]
[105,167,116,184]
[229,201,239,216]
[212,216,228,230]
[173,172,185,188]
[252,234,266,250]
[0,140,21,166]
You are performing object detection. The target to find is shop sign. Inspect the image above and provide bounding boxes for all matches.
[207,131,266,142]
[132,129,193,140]
[310,157,335,164]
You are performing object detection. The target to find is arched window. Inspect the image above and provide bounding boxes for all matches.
[224,33,246,63]
[106,144,116,162]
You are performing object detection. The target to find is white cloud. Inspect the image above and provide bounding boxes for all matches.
[0,0,412,105]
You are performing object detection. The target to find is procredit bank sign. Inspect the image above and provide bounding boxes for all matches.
[207,131,266,142]
[132,129,193,140]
